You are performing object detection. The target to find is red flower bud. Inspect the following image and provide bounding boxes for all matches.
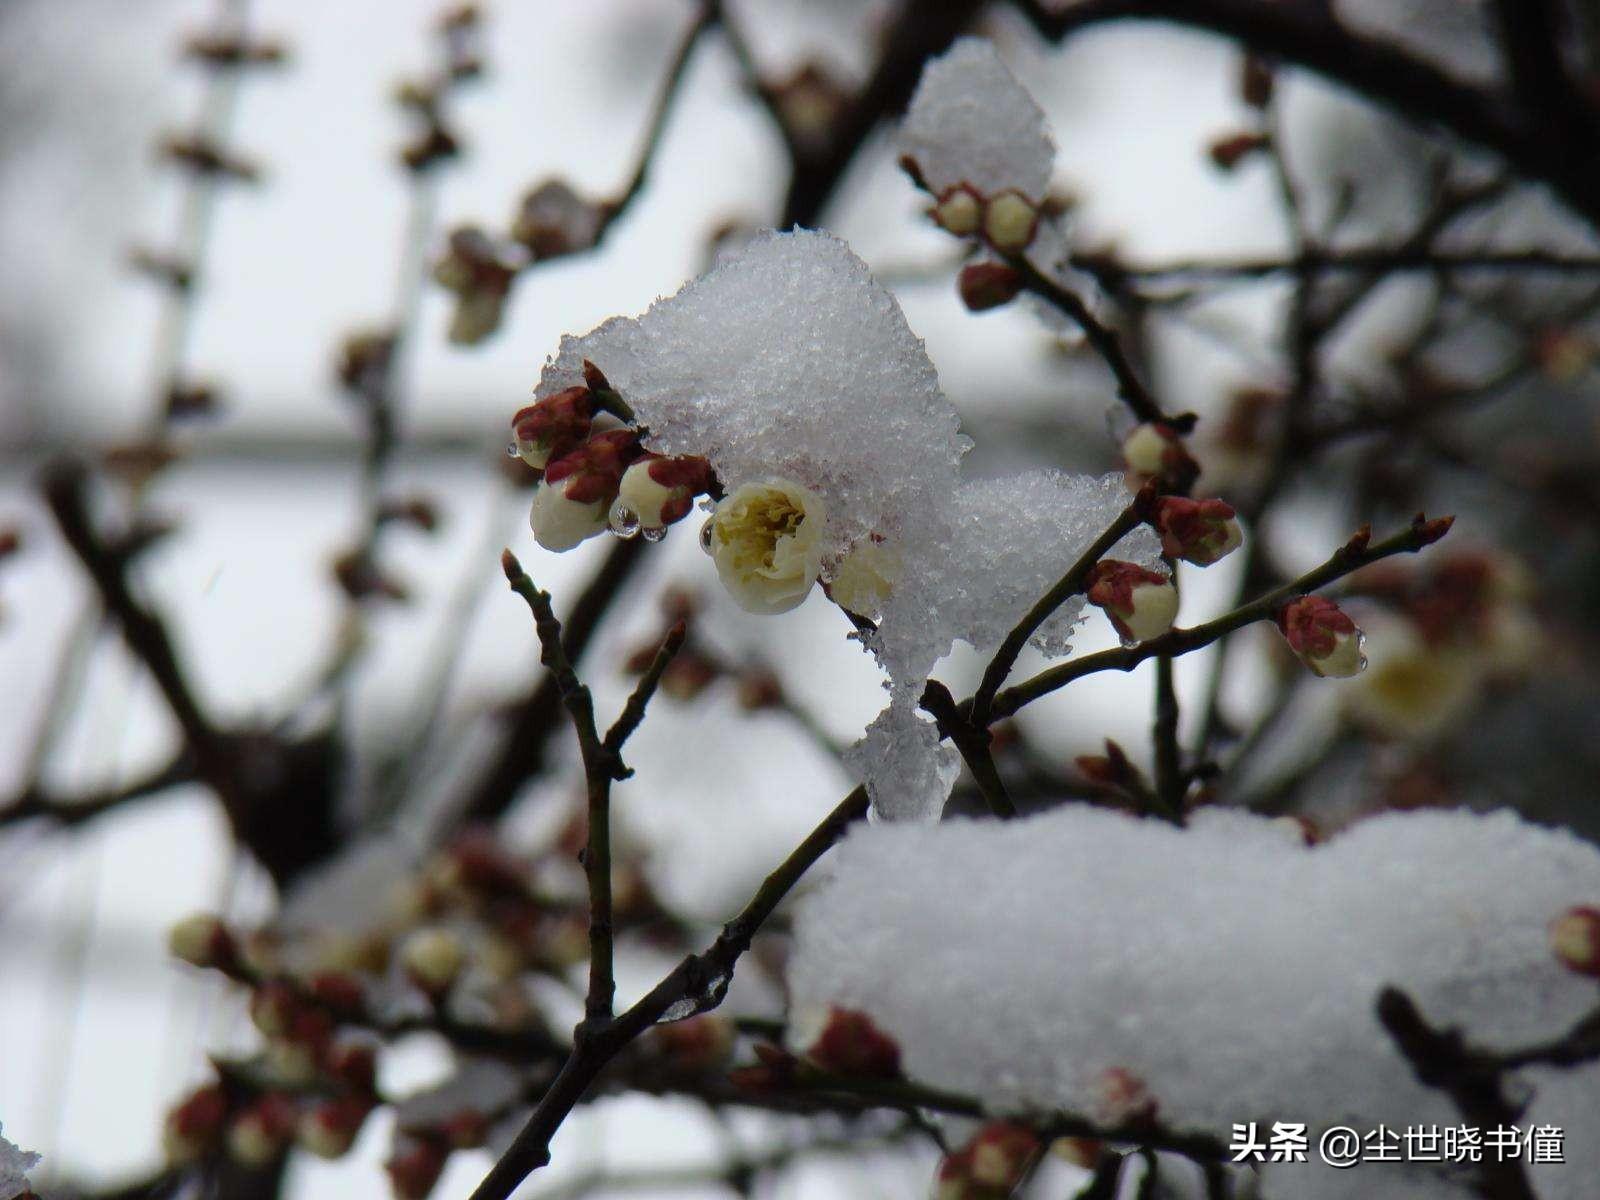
[164,1084,229,1163]
[1091,1067,1158,1127]
[511,386,594,469]
[957,262,1022,311]
[653,1015,736,1069]
[1276,595,1364,678]
[799,1007,901,1078]
[386,1137,450,1200]
[1150,496,1243,566]
[1086,560,1178,644]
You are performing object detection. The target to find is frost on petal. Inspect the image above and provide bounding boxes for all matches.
[899,38,1054,201]
[788,805,1600,1195]
[534,230,968,569]
[0,1124,39,1200]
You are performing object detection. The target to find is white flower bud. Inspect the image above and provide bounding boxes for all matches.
[401,927,465,993]
[1086,561,1178,644]
[707,478,827,614]
[615,455,712,534]
[529,479,608,552]
[1121,423,1176,477]
[168,912,230,967]
[829,537,900,618]
[933,187,981,236]
[983,191,1038,253]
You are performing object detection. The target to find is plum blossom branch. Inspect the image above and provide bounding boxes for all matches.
[989,514,1454,721]
[1009,0,1600,228]
[469,784,870,1200]
[772,1068,1228,1164]
[1007,255,1179,428]
[500,550,618,1024]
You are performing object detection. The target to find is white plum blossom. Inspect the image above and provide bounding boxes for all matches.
[0,1125,38,1200]
[788,806,1600,1199]
[530,230,1159,819]
[706,478,828,615]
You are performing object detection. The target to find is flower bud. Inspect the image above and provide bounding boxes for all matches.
[1277,595,1365,678]
[325,1039,379,1094]
[1549,906,1600,978]
[511,179,604,260]
[828,535,899,619]
[1151,496,1243,566]
[957,262,1022,312]
[168,913,235,969]
[792,1006,901,1078]
[968,1123,1040,1190]
[226,1095,298,1167]
[532,429,643,552]
[653,1014,736,1069]
[932,185,982,236]
[1086,561,1178,643]
[401,927,465,995]
[249,981,300,1039]
[1121,422,1199,491]
[614,454,714,536]
[1090,1067,1158,1127]
[163,1084,228,1164]
[298,1096,372,1160]
[707,478,827,614]
[983,190,1038,254]
[1050,1136,1104,1169]
[511,386,594,469]
[386,1137,449,1200]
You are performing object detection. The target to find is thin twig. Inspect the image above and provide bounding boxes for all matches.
[501,550,616,1024]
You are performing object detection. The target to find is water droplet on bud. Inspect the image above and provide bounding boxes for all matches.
[1355,630,1369,674]
[699,518,716,554]
[506,441,521,458]
[641,525,667,543]
[608,499,640,539]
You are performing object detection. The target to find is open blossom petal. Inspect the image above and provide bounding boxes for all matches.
[708,478,827,614]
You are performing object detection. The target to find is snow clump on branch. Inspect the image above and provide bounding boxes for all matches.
[787,805,1600,1199]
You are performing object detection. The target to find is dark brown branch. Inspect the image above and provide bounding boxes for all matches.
[970,501,1143,725]
[463,536,646,821]
[1011,256,1178,427]
[603,619,687,765]
[41,459,220,754]
[501,550,617,1024]
[1376,987,1537,1200]
[780,1070,1228,1164]
[468,784,869,1200]
[1080,246,1600,288]
[2,753,195,830]
[779,0,985,227]
[1012,0,1600,228]
[922,680,1016,819]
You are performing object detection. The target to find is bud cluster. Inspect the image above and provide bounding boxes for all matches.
[931,182,1041,255]
[514,367,716,554]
